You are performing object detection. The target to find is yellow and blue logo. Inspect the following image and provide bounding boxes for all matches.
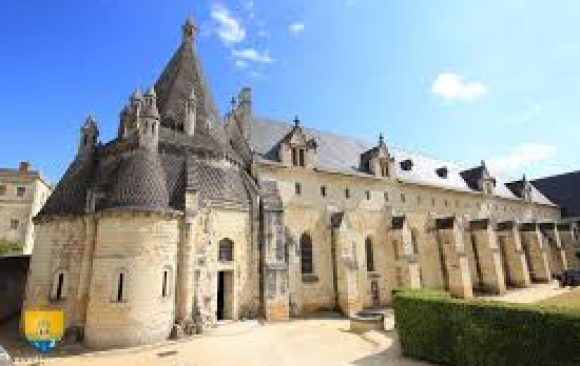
[24,310,64,353]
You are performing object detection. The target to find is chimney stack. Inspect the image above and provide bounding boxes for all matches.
[19,161,30,173]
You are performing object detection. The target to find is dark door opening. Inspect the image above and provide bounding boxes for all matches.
[217,271,225,320]
[216,271,233,321]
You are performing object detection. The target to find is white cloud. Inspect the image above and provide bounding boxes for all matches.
[232,48,274,64]
[211,3,246,45]
[235,59,248,68]
[487,143,557,175]
[289,22,305,36]
[431,72,488,101]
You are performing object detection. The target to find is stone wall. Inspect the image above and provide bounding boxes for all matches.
[84,212,179,348]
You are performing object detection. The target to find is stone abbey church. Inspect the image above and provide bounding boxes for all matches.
[23,19,579,348]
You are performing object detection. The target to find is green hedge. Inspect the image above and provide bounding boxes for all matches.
[394,290,580,366]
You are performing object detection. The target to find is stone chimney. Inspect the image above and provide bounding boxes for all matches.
[19,161,30,173]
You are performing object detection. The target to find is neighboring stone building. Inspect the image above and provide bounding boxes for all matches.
[0,162,52,255]
[23,19,580,349]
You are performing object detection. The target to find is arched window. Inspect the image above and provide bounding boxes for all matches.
[51,270,67,301]
[162,266,173,297]
[300,233,313,274]
[365,237,375,272]
[112,269,127,303]
[219,238,234,262]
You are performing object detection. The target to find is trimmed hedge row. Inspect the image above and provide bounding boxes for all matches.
[394,290,580,366]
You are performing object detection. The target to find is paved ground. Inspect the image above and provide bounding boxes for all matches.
[483,281,571,303]
[4,315,432,366]
[0,283,571,366]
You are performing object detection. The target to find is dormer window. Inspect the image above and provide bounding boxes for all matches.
[280,116,316,168]
[380,162,389,177]
[436,167,448,178]
[400,159,413,171]
[291,148,306,167]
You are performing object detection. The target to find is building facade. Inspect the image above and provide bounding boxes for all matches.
[23,19,580,349]
[0,162,52,255]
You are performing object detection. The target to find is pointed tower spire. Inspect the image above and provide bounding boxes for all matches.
[182,17,197,43]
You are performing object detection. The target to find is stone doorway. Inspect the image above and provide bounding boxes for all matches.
[217,271,233,320]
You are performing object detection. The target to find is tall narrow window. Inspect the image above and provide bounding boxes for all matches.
[365,237,375,272]
[291,148,298,166]
[400,193,406,203]
[117,273,124,302]
[56,273,64,300]
[162,270,169,297]
[51,271,67,301]
[345,188,350,199]
[300,233,313,274]
[384,192,389,202]
[320,185,327,197]
[411,228,419,255]
[218,238,234,261]
[365,191,371,200]
[299,149,305,167]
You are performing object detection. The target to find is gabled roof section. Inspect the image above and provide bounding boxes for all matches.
[249,117,554,206]
[532,171,580,216]
[154,19,220,132]
[280,117,317,148]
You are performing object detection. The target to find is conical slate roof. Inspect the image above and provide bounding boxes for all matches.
[154,31,220,132]
[104,150,170,210]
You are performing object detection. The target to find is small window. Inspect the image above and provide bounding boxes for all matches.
[384,192,389,202]
[417,195,422,205]
[400,193,406,203]
[400,159,413,171]
[16,186,26,197]
[300,233,313,274]
[431,197,436,206]
[116,273,125,302]
[10,219,19,230]
[436,167,448,178]
[365,191,370,200]
[320,185,327,197]
[365,237,375,272]
[151,122,156,135]
[345,188,350,199]
[219,238,234,261]
[161,267,172,297]
[51,271,67,301]
[295,182,302,195]
[444,199,448,207]
[0,185,5,195]
[291,148,298,166]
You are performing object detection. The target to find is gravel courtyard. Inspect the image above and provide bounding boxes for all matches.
[1,283,571,366]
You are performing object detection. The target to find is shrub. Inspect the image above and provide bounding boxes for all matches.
[394,290,580,366]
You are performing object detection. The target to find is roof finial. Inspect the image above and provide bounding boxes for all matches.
[481,159,486,168]
[230,96,237,111]
[182,17,197,43]
[379,133,385,146]
[293,115,300,127]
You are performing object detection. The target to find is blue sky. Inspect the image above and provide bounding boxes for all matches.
[1,0,579,183]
